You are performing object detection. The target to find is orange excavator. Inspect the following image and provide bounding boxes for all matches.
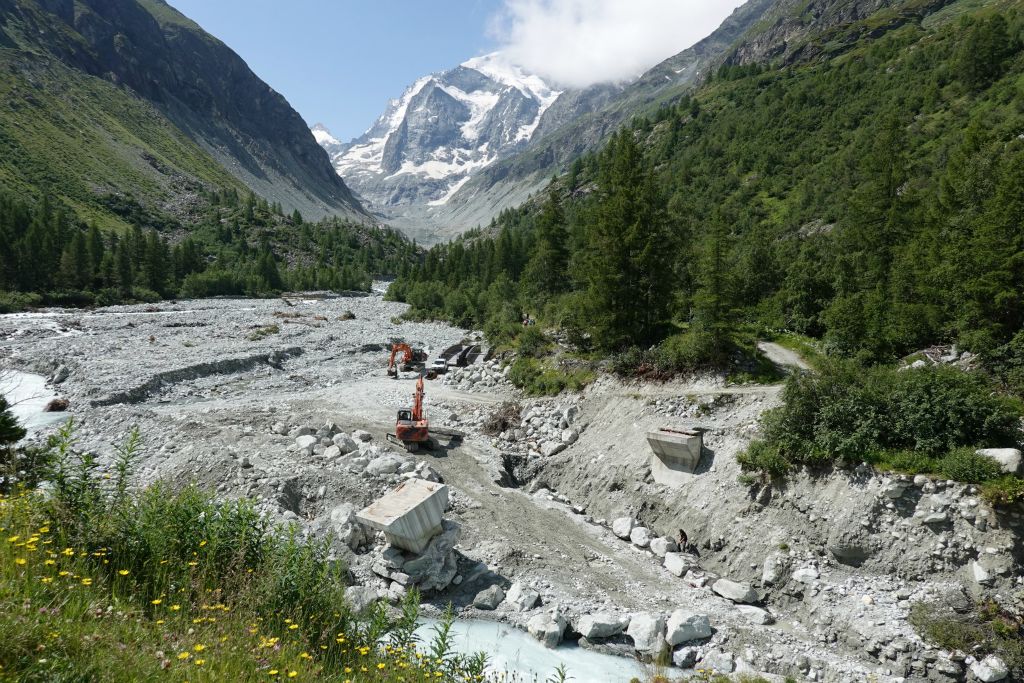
[387,343,426,378]
[386,375,464,452]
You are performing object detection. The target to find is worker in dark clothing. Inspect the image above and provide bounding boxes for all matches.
[677,528,699,556]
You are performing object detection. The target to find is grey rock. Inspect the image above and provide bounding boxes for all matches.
[971,655,1009,682]
[295,434,318,454]
[540,441,566,457]
[323,445,342,460]
[527,611,567,648]
[561,429,579,445]
[473,585,505,610]
[711,579,758,604]
[792,566,820,584]
[402,521,461,593]
[976,448,1022,476]
[629,526,652,548]
[649,537,678,558]
[575,612,630,640]
[366,454,405,476]
[625,612,665,655]
[332,433,359,453]
[664,552,698,577]
[923,512,949,525]
[701,650,735,674]
[665,610,712,646]
[762,551,789,585]
[504,582,540,611]
[611,517,635,540]
[353,429,373,442]
[970,560,994,586]
[673,646,698,669]
[735,605,774,625]
[345,586,380,612]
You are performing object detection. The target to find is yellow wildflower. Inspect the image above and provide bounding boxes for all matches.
[14,558,26,566]
[151,599,162,605]
[177,652,191,660]
[118,570,130,576]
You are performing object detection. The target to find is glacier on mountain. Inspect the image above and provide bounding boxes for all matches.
[314,53,561,213]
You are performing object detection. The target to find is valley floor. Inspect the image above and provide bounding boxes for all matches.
[1,291,1017,683]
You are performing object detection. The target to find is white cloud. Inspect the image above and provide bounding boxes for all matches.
[490,0,746,89]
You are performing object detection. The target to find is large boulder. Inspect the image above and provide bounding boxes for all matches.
[976,448,1022,476]
[527,611,568,648]
[353,429,373,442]
[701,650,735,674]
[649,537,678,558]
[332,433,359,454]
[473,585,505,610]
[504,582,540,611]
[366,454,406,476]
[611,517,636,540]
[761,551,790,585]
[664,552,698,577]
[329,503,367,550]
[575,612,630,640]
[711,579,758,604]
[629,527,653,548]
[971,655,1009,682]
[665,610,712,646]
[791,565,820,584]
[401,521,460,593]
[625,612,665,655]
[295,434,318,455]
[345,585,380,613]
[735,605,774,625]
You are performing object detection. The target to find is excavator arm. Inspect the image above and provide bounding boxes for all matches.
[387,343,415,377]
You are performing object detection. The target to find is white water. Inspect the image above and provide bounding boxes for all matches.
[0,370,65,436]
[415,619,648,682]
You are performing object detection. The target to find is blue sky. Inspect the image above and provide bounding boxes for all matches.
[168,1,503,140]
[167,1,746,143]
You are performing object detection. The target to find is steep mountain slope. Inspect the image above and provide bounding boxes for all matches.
[390,0,937,242]
[0,0,367,229]
[315,53,561,242]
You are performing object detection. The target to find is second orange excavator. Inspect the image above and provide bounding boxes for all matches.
[387,343,426,378]
[386,375,464,452]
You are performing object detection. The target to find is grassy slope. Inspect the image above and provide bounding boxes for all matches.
[0,48,244,231]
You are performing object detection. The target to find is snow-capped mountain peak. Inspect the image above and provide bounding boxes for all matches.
[314,52,562,217]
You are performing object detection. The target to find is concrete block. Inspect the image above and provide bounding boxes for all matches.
[356,479,448,554]
[648,428,702,485]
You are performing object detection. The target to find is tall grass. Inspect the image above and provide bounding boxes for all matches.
[0,421,491,681]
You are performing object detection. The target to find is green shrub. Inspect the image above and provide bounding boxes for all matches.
[0,290,43,313]
[611,331,728,379]
[516,326,550,358]
[248,324,280,341]
[937,448,1005,483]
[910,600,1024,673]
[981,476,1024,506]
[740,361,1022,481]
[508,357,594,396]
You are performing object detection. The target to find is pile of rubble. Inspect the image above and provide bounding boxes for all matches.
[492,400,584,458]
[442,359,511,390]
